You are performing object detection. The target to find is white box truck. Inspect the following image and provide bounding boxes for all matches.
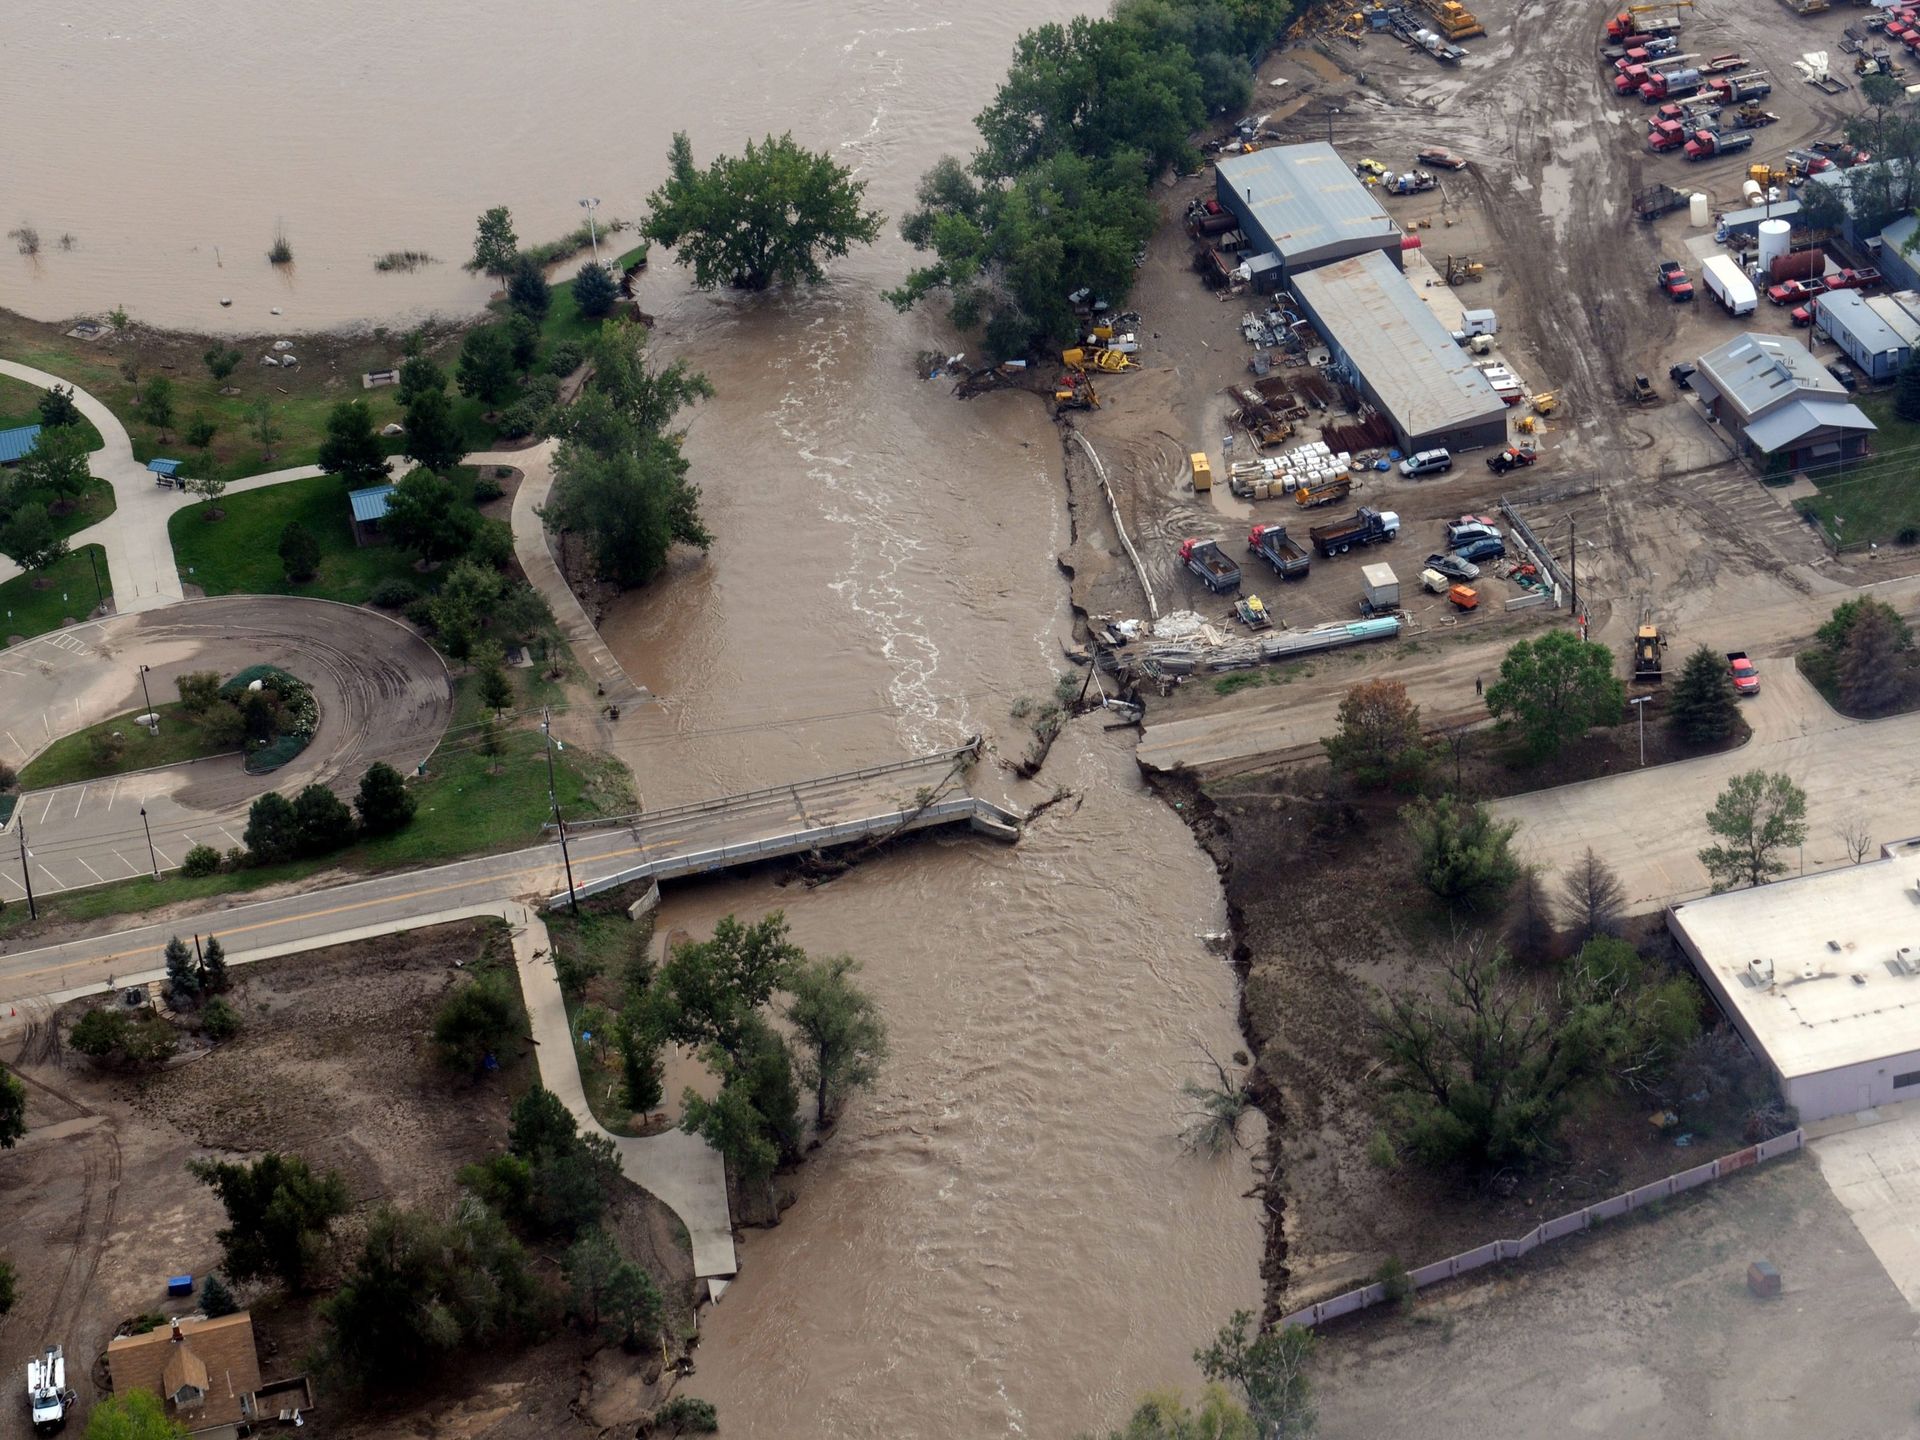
[1701,254,1757,315]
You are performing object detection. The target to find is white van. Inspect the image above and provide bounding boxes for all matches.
[1399,448,1453,477]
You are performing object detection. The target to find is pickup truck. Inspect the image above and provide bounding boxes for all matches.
[1178,538,1241,593]
[1659,260,1694,301]
[1309,507,1400,557]
[1727,651,1760,695]
[1486,446,1538,473]
[1247,523,1311,578]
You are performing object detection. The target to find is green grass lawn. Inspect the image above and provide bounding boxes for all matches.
[1797,391,1920,547]
[169,472,423,603]
[17,700,237,789]
[0,668,632,937]
[0,375,108,454]
[0,545,108,640]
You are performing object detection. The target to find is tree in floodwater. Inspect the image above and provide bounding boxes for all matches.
[641,131,883,291]
[1195,1311,1317,1439]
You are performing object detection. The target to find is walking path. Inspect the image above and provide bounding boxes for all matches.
[485,439,649,706]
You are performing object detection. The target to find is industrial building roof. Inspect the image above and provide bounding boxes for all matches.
[1817,288,1920,357]
[348,483,396,523]
[1695,332,1847,420]
[1718,200,1802,234]
[1217,143,1398,265]
[1290,250,1506,438]
[0,424,42,465]
[1670,842,1920,1079]
[1743,396,1875,452]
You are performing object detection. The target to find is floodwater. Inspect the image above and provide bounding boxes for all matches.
[3,3,1265,1435]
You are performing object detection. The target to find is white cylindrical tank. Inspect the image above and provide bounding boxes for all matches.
[1742,179,1764,207]
[1689,191,1711,227]
[1757,218,1792,280]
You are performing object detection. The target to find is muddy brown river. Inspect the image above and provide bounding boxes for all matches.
[4,4,1264,1434]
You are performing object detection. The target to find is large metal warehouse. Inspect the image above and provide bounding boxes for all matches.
[1289,250,1509,454]
[1668,841,1920,1122]
[1215,143,1402,284]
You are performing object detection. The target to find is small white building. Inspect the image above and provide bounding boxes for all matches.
[1668,840,1920,1121]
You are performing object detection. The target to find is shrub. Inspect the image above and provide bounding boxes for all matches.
[223,846,249,872]
[292,784,357,856]
[201,997,242,1041]
[176,670,223,713]
[370,578,421,609]
[546,340,587,376]
[89,730,127,768]
[471,472,505,503]
[466,516,515,570]
[403,597,437,630]
[0,762,15,792]
[495,396,549,440]
[201,1272,238,1318]
[434,971,521,1072]
[69,1008,178,1067]
[649,1397,720,1435]
[181,844,222,878]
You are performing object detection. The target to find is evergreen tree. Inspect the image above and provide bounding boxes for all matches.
[277,520,321,583]
[571,262,619,318]
[402,385,465,474]
[354,761,417,836]
[1838,600,1909,714]
[316,400,389,489]
[200,1271,237,1318]
[165,935,202,1007]
[1667,644,1740,746]
[201,935,231,995]
[506,254,552,320]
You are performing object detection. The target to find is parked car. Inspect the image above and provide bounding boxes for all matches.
[1450,512,1499,529]
[1424,551,1480,581]
[1355,157,1389,179]
[1827,362,1859,391]
[1445,520,1501,548]
[1670,361,1696,390]
[1727,651,1760,695]
[1418,146,1469,170]
[1453,535,1507,563]
[1400,448,1453,477]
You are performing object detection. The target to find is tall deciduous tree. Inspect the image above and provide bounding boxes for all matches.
[645,913,804,1058]
[1195,1311,1317,1440]
[316,400,389,489]
[139,376,176,440]
[396,352,446,408]
[642,131,884,291]
[0,503,66,571]
[1898,352,1920,425]
[402,385,465,474]
[785,954,889,1127]
[15,423,93,508]
[82,1391,186,1440]
[1484,629,1625,762]
[1322,679,1428,791]
[1668,643,1740,745]
[1699,770,1808,891]
[188,1152,350,1290]
[383,469,476,564]
[470,205,519,289]
[203,345,243,386]
[249,397,282,461]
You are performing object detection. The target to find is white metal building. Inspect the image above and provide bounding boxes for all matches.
[1668,840,1920,1121]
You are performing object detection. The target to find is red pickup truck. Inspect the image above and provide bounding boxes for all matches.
[1727,651,1759,696]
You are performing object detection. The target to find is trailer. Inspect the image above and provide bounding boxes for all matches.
[1701,253,1757,314]
[1247,523,1312,578]
[1360,562,1401,613]
[1293,475,1352,509]
[1632,182,1691,220]
[1309,507,1400,557]
[1178,538,1242,593]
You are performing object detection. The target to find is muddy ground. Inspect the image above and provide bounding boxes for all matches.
[0,919,695,1439]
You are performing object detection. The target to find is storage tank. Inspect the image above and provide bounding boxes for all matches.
[1742,179,1764,207]
[1689,191,1711,227]
[1769,246,1825,283]
[1757,218,1792,280]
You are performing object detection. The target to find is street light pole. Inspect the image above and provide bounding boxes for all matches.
[16,821,36,920]
[542,706,580,914]
[579,197,602,265]
[138,663,157,734]
[1568,513,1577,621]
[86,547,105,615]
[139,806,159,878]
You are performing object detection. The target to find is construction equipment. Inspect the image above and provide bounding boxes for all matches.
[1633,624,1666,681]
[1086,349,1137,373]
[1443,254,1485,285]
[1190,452,1213,494]
[1234,594,1275,630]
[1054,373,1100,412]
[1179,538,1242,593]
[1248,523,1312,578]
[1606,2,1695,43]
[1293,475,1353,509]
[1448,584,1480,610]
[1634,374,1657,404]
[27,1346,74,1434]
[1531,390,1559,415]
[1418,0,1485,39]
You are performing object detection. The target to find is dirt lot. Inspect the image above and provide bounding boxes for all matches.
[1313,1152,1920,1440]
[0,919,695,1439]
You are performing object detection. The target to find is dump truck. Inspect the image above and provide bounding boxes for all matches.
[1685,128,1753,159]
[1633,624,1666,682]
[1247,523,1312,578]
[1659,259,1695,300]
[1293,475,1353,509]
[1728,650,1760,694]
[1648,119,1691,152]
[1309,507,1400,557]
[1178,538,1241,593]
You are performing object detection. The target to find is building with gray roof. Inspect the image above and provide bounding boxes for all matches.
[1690,332,1874,470]
[1289,250,1510,453]
[1812,288,1920,382]
[1215,143,1402,284]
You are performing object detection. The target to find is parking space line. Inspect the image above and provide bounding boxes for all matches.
[107,778,122,812]
[0,871,21,898]
[77,857,105,883]
[112,850,143,876]
[37,792,54,825]
[152,846,175,869]
[3,731,20,756]
[32,865,67,895]
[219,826,242,848]
[72,784,88,821]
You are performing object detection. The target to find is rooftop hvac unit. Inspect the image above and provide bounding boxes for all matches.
[1748,957,1775,986]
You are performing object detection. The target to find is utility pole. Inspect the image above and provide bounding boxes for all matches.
[138,663,157,734]
[16,821,36,920]
[579,197,602,265]
[139,806,159,878]
[86,547,105,614]
[1568,513,1578,621]
[543,706,580,914]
